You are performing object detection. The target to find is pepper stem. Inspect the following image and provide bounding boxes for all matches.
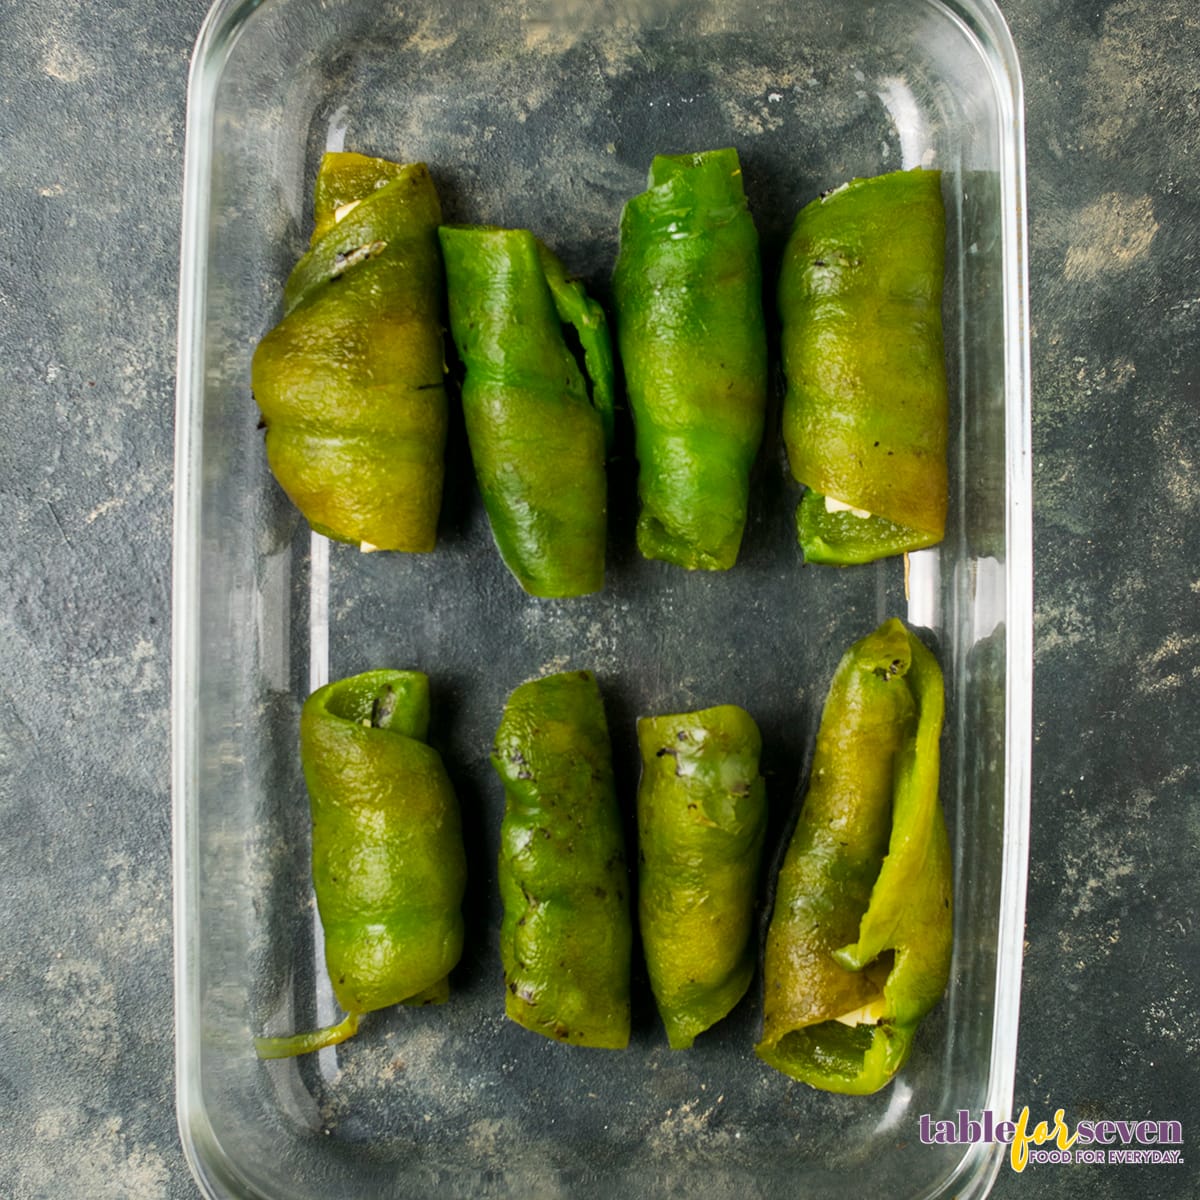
[254,1009,361,1060]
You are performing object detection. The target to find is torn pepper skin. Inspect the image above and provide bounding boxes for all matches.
[251,152,447,552]
[439,226,614,597]
[492,670,631,1048]
[254,670,466,1059]
[636,705,767,1049]
[756,618,952,1093]
[779,168,948,564]
[612,148,768,571]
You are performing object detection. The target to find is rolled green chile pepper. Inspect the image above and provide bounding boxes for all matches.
[439,226,614,597]
[637,706,767,1049]
[613,148,768,571]
[255,670,466,1058]
[251,152,447,552]
[492,670,631,1048]
[779,168,948,564]
[757,618,952,1093]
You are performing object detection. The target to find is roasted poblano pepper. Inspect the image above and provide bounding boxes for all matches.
[637,706,767,1049]
[255,670,466,1058]
[492,670,631,1048]
[251,152,447,552]
[757,618,952,1093]
[779,168,948,564]
[613,148,768,571]
[439,226,614,597]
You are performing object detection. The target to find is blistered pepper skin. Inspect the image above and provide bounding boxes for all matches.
[637,706,767,1049]
[492,670,631,1048]
[756,618,952,1093]
[613,148,768,571]
[779,169,948,564]
[251,153,447,552]
[439,226,614,597]
[255,670,466,1059]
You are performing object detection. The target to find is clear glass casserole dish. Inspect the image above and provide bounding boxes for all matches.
[172,0,1031,1196]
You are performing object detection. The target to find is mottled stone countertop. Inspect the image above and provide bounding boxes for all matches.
[1,1,1196,1197]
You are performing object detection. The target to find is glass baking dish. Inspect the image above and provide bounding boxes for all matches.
[172,0,1031,1196]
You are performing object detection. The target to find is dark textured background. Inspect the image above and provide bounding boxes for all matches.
[0,1,1196,1196]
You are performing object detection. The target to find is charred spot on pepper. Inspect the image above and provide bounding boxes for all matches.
[370,685,397,729]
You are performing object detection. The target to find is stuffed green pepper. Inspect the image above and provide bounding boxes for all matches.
[255,670,466,1058]
[779,168,948,564]
[637,705,767,1049]
[251,152,447,552]
[439,226,614,597]
[492,670,631,1048]
[757,618,952,1093]
[613,148,768,571]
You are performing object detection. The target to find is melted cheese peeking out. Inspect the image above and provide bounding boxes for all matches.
[831,995,889,1027]
[824,494,872,519]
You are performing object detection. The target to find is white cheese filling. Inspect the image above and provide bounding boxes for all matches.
[824,494,873,520]
[831,995,888,1027]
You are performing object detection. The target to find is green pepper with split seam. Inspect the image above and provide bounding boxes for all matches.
[779,168,948,564]
[637,705,767,1049]
[255,670,466,1059]
[492,670,631,1048]
[613,148,768,571]
[756,618,952,1093]
[439,225,614,597]
[251,152,447,552]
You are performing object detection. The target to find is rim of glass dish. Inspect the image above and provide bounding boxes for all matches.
[171,1,1032,1196]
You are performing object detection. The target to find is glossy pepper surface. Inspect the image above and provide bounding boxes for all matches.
[613,148,768,570]
[779,168,948,564]
[439,226,614,597]
[492,670,631,1048]
[757,618,952,1093]
[255,670,466,1058]
[251,152,447,552]
[637,706,767,1049]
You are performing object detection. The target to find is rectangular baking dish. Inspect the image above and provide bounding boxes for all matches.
[172,0,1031,1197]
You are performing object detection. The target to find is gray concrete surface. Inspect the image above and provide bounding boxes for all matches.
[0,0,1196,1196]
